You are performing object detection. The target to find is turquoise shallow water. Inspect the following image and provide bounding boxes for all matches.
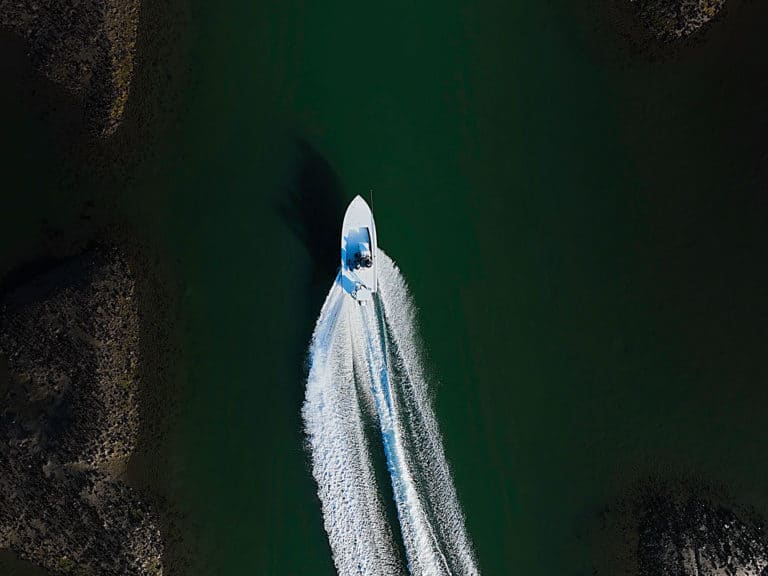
[2,0,768,574]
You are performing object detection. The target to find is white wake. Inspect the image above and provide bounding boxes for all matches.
[302,251,480,576]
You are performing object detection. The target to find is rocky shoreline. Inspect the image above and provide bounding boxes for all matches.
[593,480,768,576]
[637,491,768,576]
[0,0,140,136]
[631,0,726,40]
[0,246,165,575]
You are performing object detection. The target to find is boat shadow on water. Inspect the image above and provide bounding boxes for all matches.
[276,138,347,287]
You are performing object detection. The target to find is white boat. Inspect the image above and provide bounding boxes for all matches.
[340,195,377,303]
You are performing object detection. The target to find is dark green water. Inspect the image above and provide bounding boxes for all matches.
[2,0,768,574]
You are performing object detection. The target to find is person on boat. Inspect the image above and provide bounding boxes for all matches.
[352,249,372,269]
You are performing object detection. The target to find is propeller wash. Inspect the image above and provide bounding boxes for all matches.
[302,197,480,576]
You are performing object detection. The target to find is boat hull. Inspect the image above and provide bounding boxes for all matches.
[340,196,377,302]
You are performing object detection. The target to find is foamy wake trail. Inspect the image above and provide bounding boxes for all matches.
[303,251,480,576]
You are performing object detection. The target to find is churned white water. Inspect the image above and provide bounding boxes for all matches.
[302,251,480,576]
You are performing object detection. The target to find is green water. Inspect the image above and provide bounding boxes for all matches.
[2,0,768,574]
